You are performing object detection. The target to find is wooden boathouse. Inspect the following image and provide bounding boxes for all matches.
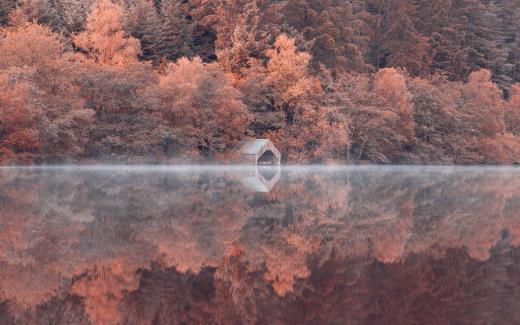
[238,139,281,165]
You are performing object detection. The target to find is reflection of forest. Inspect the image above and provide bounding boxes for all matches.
[1,167,520,324]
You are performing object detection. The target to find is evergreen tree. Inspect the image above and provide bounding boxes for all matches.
[0,0,17,25]
[125,0,162,63]
[157,1,194,61]
[55,0,93,34]
[366,0,431,76]
[460,0,510,89]
[9,0,64,31]
[494,0,520,86]
[282,0,371,72]
[415,0,470,80]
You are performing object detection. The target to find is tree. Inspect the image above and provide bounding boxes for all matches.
[0,0,16,25]
[366,0,431,76]
[212,0,283,57]
[460,0,510,90]
[415,0,513,88]
[414,0,470,80]
[73,0,141,65]
[0,22,95,162]
[125,0,162,63]
[264,34,320,108]
[281,0,371,72]
[157,0,194,61]
[408,75,458,162]
[494,0,520,86]
[337,68,416,162]
[0,75,41,162]
[458,70,505,138]
[269,103,351,162]
[374,68,415,139]
[56,0,94,34]
[74,61,176,161]
[0,23,63,69]
[155,57,251,157]
[505,84,520,135]
[442,69,507,163]
[8,0,64,31]
[262,35,349,161]
[216,1,267,78]
[31,60,94,160]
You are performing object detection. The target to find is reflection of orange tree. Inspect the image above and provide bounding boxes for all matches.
[0,174,64,310]
[0,170,250,323]
[406,170,520,261]
[71,259,140,325]
[232,171,351,295]
[257,233,317,296]
[135,178,249,273]
[2,168,520,323]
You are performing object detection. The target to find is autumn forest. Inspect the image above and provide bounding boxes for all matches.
[1,0,520,164]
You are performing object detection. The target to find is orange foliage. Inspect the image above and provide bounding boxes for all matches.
[373,68,416,143]
[343,68,415,162]
[74,0,141,65]
[0,23,63,68]
[265,34,321,107]
[269,104,350,162]
[262,233,318,296]
[156,57,251,156]
[71,260,140,325]
[459,70,505,138]
[0,75,41,161]
[1,3,520,164]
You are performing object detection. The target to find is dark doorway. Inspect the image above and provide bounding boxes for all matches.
[257,150,277,165]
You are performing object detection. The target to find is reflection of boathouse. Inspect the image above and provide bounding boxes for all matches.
[241,166,281,192]
[239,139,281,165]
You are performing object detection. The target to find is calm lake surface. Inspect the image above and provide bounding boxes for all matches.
[1,165,520,324]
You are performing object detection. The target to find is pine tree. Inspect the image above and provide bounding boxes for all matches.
[157,1,194,61]
[9,0,64,31]
[282,0,371,72]
[366,0,431,76]
[415,0,470,80]
[55,0,93,34]
[125,0,162,63]
[461,0,510,89]
[415,0,513,89]
[0,0,17,25]
[494,0,520,87]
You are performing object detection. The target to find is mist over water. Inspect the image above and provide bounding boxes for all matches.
[1,165,520,324]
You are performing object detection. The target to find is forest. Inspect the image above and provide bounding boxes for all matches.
[1,0,520,164]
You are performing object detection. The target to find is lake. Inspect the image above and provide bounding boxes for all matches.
[1,165,520,324]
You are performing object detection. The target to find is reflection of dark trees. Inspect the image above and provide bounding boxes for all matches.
[107,245,520,324]
[1,167,520,324]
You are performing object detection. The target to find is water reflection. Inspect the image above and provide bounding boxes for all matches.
[1,166,520,324]
[240,165,281,192]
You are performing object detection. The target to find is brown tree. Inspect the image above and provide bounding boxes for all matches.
[0,23,63,69]
[0,22,94,162]
[74,0,141,65]
[0,75,41,162]
[156,57,251,157]
[264,34,320,108]
[344,68,416,162]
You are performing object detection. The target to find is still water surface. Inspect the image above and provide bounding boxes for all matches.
[1,165,520,324]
